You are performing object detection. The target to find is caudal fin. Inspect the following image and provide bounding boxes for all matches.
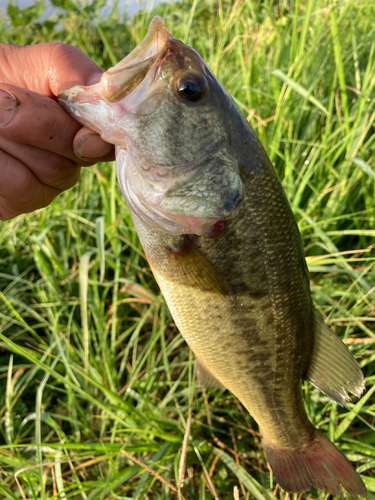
[263,428,367,497]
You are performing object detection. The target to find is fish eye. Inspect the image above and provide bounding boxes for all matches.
[177,73,207,103]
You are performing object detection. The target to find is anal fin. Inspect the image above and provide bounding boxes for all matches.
[305,314,365,406]
[196,355,223,388]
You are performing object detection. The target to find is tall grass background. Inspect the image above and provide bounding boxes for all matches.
[0,0,375,498]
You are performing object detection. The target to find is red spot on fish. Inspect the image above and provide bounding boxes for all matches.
[204,220,226,238]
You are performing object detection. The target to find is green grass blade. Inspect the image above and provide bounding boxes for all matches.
[272,69,329,115]
[335,383,375,440]
[213,448,276,500]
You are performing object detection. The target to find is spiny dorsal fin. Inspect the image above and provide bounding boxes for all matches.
[305,315,365,406]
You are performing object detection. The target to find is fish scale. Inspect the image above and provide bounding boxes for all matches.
[58,16,367,496]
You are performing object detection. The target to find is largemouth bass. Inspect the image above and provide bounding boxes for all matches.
[58,17,367,496]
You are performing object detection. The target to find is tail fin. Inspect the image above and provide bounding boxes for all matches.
[263,428,367,497]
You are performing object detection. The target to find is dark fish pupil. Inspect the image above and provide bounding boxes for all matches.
[183,81,197,96]
[177,74,206,102]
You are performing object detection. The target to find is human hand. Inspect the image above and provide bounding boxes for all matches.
[0,43,115,220]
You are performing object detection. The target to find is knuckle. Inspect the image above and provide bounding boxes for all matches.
[37,156,81,190]
[20,185,58,212]
[0,200,18,221]
[37,189,59,210]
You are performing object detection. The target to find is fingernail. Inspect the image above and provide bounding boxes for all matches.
[0,89,18,126]
[76,132,113,159]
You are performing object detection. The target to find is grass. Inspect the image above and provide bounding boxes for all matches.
[0,0,375,498]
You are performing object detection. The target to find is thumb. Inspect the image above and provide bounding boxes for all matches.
[44,43,104,95]
[0,43,104,98]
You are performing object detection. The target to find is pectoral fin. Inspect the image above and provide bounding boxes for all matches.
[166,236,233,299]
[196,355,223,388]
[305,315,365,406]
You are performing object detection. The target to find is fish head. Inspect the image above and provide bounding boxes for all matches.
[59,16,257,235]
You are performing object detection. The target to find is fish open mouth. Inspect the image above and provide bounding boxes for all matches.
[58,16,172,139]
[99,16,171,103]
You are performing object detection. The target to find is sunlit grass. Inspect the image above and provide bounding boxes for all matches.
[0,0,375,498]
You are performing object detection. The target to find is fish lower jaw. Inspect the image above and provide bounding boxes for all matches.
[122,178,225,235]
[123,175,228,235]
[129,196,222,236]
[116,148,235,236]
[124,185,231,236]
